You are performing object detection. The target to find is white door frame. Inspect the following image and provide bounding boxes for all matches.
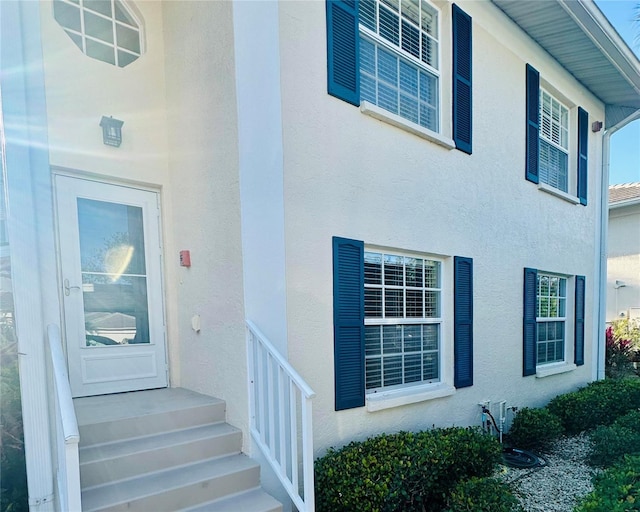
[55,174,168,397]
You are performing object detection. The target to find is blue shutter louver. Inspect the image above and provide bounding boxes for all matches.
[526,64,540,184]
[326,0,360,106]
[575,275,586,366]
[577,108,588,205]
[454,256,473,388]
[452,4,472,154]
[333,236,365,410]
[523,268,538,376]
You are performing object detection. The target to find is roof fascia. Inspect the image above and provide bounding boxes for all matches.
[558,1,640,100]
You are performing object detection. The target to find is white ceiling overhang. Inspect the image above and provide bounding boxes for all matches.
[491,0,640,130]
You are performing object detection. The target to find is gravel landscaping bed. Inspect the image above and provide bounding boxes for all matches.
[497,433,600,512]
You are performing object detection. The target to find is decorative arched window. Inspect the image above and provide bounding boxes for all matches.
[53,0,143,68]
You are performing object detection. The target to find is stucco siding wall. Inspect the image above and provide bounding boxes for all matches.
[277,0,603,455]
[607,204,640,320]
[162,0,248,435]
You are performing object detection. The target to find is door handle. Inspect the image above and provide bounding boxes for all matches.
[64,278,81,296]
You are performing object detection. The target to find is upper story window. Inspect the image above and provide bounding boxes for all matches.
[525,64,589,205]
[539,90,569,193]
[326,1,473,153]
[359,0,440,132]
[53,0,143,68]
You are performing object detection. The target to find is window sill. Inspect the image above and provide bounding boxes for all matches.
[366,382,456,412]
[360,101,456,150]
[535,362,577,378]
[538,183,581,204]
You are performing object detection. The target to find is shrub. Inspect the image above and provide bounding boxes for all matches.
[445,477,524,512]
[574,455,640,511]
[314,427,502,512]
[506,407,563,450]
[588,410,640,468]
[547,379,640,434]
[606,320,640,379]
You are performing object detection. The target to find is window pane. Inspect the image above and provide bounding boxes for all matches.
[365,326,382,355]
[117,50,139,68]
[404,325,422,352]
[54,1,81,32]
[423,352,438,380]
[383,356,403,387]
[364,252,382,284]
[401,20,420,58]
[114,0,137,26]
[423,324,438,351]
[84,10,114,43]
[425,291,439,317]
[365,288,383,317]
[404,353,422,382]
[385,289,404,316]
[406,290,423,317]
[86,39,116,65]
[424,260,439,287]
[116,24,140,53]
[83,274,149,347]
[383,325,402,353]
[366,358,382,389]
[384,254,403,286]
[379,6,400,46]
[360,0,377,31]
[84,0,112,17]
[401,0,420,24]
[399,61,418,96]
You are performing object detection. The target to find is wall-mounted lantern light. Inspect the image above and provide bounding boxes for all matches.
[100,116,124,147]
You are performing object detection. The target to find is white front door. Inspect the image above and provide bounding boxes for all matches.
[56,175,167,397]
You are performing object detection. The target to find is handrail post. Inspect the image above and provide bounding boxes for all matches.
[246,320,315,512]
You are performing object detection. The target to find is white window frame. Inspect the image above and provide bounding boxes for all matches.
[536,272,567,366]
[358,0,444,139]
[363,248,444,395]
[52,0,144,68]
[538,85,575,194]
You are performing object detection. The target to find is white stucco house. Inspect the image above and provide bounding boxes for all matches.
[607,183,640,322]
[2,0,640,511]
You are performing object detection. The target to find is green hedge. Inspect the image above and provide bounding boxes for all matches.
[506,407,563,450]
[445,477,524,512]
[574,455,640,511]
[589,410,640,468]
[314,427,502,512]
[546,379,640,435]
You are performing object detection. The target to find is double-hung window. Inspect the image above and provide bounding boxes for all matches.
[536,273,566,365]
[364,251,441,391]
[525,64,589,204]
[539,90,569,193]
[523,268,585,377]
[333,237,473,411]
[359,0,440,132]
[326,1,473,153]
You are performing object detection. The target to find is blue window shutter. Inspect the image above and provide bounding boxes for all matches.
[523,268,537,376]
[452,4,472,154]
[525,64,540,184]
[326,0,360,106]
[575,275,586,366]
[454,256,473,388]
[577,107,588,205]
[333,236,365,410]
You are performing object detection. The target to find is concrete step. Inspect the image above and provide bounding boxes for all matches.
[75,388,226,447]
[80,423,242,488]
[180,488,283,512]
[81,454,261,512]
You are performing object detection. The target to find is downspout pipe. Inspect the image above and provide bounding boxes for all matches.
[597,109,640,380]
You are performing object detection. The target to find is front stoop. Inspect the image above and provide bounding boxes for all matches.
[74,388,282,512]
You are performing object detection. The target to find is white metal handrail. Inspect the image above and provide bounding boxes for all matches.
[246,319,316,512]
[47,324,81,512]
